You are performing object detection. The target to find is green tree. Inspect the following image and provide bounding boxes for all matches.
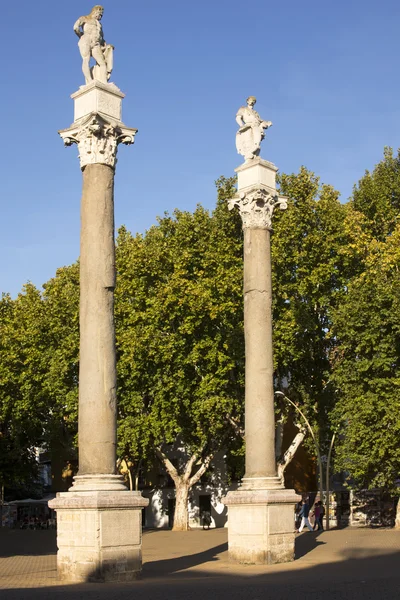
[115,177,244,530]
[351,146,400,241]
[271,167,348,470]
[331,149,400,527]
[0,264,80,498]
[331,225,400,525]
[0,286,49,492]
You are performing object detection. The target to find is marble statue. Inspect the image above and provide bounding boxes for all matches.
[74,5,114,85]
[236,97,272,162]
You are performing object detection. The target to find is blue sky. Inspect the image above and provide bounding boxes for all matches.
[2,0,400,297]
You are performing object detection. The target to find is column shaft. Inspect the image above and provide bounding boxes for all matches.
[78,163,117,475]
[243,227,276,479]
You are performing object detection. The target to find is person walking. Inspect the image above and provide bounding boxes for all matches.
[297,499,314,533]
[313,501,323,530]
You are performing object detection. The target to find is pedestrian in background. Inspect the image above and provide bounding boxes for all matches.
[297,498,314,533]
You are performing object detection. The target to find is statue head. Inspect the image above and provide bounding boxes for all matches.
[90,5,104,20]
[246,96,257,107]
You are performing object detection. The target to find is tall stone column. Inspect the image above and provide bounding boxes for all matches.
[49,79,148,581]
[223,97,300,564]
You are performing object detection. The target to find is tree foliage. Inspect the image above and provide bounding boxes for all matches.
[331,149,400,495]
[0,286,49,488]
[351,146,400,241]
[115,177,244,470]
[271,167,347,452]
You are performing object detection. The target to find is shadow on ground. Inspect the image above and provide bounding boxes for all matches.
[295,530,325,559]
[143,542,228,577]
[1,549,399,600]
[1,528,399,600]
[0,530,57,557]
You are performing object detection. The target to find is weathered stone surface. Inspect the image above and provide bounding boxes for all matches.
[78,163,118,476]
[224,121,298,564]
[72,80,124,122]
[242,226,276,479]
[224,488,299,564]
[49,491,148,582]
[53,42,146,582]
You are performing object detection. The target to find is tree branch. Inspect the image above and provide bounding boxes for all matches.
[183,451,199,483]
[226,413,244,438]
[155,446,179,485]
[277,426,306,482]
[188,453,214,487]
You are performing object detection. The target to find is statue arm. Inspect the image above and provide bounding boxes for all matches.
[236,108,244,127]
[73,16,85,38]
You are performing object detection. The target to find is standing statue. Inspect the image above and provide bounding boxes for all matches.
[236,97,272,162]
[74,5,114,85]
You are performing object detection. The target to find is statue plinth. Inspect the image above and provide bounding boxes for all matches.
[236,157,278,192]
[223,129,299,564]
[49,77,147,583]
[72,80,124,123]
[58,83,137,171]
[228,159,288,230]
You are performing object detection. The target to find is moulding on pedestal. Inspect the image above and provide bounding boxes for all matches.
[223,487,301,564]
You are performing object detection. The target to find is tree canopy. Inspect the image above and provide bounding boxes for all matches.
[0,286,49,489]
[271,167,347,452]
[2,149,400,521]
[331,149,400,496]
[115,177,244,470]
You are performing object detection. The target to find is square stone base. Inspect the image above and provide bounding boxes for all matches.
[49,491,148,582]
[235,157,278,192]
[223,488,300,564]
[71,80,125,123]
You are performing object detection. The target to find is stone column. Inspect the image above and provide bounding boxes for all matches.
[78,162,118,479]
[243,225,276,484]
[223,157,300,564]
[49,80,148,582]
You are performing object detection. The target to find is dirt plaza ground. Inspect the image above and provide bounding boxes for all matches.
[0,526,399,599]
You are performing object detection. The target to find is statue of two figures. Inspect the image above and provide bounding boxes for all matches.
[236,96,272,162]
[74,5,114,85]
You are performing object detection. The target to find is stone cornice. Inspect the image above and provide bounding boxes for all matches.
[59,112,137,170]
[228,185,288,230]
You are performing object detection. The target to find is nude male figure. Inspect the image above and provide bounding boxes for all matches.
[73,5,113,85]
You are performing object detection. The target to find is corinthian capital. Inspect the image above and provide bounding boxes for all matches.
[59,113,137,170]
[228,187,288,229]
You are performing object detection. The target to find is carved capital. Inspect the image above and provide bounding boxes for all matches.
[59,113,137,170]
[228,186,288,229]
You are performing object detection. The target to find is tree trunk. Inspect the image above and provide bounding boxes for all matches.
[155,445,213,532]
[395,497,400,530]
[173,480,190,531]
[277,427,305,482]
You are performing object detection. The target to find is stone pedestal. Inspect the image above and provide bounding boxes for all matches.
[50,491,146,582]
[72,80,124,122]
[223,488,299,564]
[49,80,148,582]
[223,157,300,564]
